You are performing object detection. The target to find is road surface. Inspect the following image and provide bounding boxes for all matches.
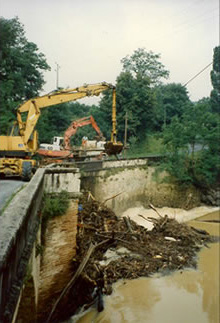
[0,180,24,214]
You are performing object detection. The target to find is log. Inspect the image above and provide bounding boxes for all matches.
[190,226,209,236]
[149,204,163,218]
[138,214,149,222]
[46,239,111,322]
[100,191,124,208]
[123,216,133,233]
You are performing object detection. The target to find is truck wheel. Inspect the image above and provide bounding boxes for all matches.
[21,161,32,181]
[0,173,5,179]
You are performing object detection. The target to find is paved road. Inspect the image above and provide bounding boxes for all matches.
[0,180,24,213]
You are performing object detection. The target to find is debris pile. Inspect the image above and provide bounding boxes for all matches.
[49,193,213,322]
[75,194,211,285]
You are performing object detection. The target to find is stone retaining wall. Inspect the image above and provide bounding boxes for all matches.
[81,166,201,216]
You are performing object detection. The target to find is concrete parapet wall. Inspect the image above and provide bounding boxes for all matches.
[76,158,147,173]
[102,158,147,169]
[44,167,80,194]
[0,168,45,322]
[0,165,81,322]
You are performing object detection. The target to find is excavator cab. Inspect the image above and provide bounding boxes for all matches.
[104,88,123,156]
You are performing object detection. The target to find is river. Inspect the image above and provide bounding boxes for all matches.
[68,208,220,323]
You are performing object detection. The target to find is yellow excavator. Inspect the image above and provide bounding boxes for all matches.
[0,82,123,180]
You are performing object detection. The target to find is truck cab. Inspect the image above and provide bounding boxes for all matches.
[39,136,64,151]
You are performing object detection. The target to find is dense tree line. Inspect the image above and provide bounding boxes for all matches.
[0,17,219,188]
[0,17,50,133]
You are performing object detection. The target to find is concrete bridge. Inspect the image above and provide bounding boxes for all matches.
[0,158,153,322]
[0,164,81,323]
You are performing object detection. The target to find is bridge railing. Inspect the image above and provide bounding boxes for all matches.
[0,168,45,323]
[0,165,81,322]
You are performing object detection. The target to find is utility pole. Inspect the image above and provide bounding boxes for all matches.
[124,111,128,159]
[55,62,60,89]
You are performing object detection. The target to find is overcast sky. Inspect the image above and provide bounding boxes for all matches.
[1,0,219,104]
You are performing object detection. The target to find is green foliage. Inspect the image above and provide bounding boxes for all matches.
[42,191,70,220]
[121,48,169,84]
[128,135,138,153]
[36,101,99,144]
[125,133,165,158]
[35,244,44,257]
[99,71,156,141]
[0,16,50,134]
[99,49,170,142]
[141,134,165,154]
[154,83,191,131]
[210,46,220,114]
[162,99,220,187]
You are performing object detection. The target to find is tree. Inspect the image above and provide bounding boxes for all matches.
[210,46,220,113]
[121,48,169,85]
[162,99,219,187]
[0,17,50,134]
[37,101,101,144]
[98,48,169,143]
[99,71,155,141]
[153,83,191,131]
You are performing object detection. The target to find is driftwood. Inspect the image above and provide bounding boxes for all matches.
[95,232,134,246]
[149,203,163,218]
[46,192,213,322]
[138,214,149,222]
[196,219,220,223]
[190,226,209,236]
[87,191,96,201]
[147,215,168,230]
[123,216,133,233]
[100,191,124,208]
[46,239,111,323]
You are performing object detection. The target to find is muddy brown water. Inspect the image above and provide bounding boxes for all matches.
[68,209,219,323]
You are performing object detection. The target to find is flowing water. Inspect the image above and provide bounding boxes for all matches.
[69,208,220,323]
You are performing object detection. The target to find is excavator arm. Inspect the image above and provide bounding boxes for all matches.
[63,116,104,150]
[16,82,114,148]
[0,81,122,179]
[104,88,123,156]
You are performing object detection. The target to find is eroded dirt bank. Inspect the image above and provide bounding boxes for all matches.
[45,193,218,323]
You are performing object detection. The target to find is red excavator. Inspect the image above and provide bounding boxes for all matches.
[64,115,105,150]
[38,115,106,160]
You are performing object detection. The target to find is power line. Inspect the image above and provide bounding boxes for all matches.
[173,7,219,30]
[183,62,212,87]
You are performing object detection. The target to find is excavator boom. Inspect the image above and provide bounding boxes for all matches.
[63,116,104,150]
[104,88,123,156]
[16,82,114,147]
[0,81,115,179]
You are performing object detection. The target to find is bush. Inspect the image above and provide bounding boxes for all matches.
[42,190,70,220]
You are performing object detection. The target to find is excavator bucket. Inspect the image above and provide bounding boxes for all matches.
[104,141,123,156]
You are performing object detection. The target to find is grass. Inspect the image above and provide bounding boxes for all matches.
[124,134,165,158]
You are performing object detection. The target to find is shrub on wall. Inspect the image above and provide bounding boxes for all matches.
[42,190,70,220]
